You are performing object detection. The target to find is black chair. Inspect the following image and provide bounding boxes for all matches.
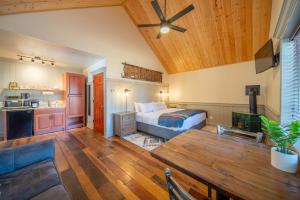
[165,168,195,200]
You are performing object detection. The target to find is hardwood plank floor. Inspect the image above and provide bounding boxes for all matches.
[0,128,214,200]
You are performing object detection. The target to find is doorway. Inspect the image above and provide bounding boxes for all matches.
[93,73,104,134]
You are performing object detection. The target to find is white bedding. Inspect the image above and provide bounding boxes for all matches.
[136,108,206,131]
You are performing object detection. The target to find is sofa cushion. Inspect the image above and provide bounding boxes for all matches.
[0,140,55,175]
[31,185,70,200]
[0,159,60,200]
[0,148,14,175]
[14,140,55,171]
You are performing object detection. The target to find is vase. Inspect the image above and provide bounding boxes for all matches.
[271,147,299,173]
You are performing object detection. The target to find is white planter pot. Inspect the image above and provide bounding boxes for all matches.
[271,147,298,173]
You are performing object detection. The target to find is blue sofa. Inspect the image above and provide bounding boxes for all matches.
[0,140,70,200]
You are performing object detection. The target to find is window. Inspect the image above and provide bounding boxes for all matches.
[281,32,300,125]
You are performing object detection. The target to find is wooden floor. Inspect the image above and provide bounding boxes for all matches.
[0,128,215,200]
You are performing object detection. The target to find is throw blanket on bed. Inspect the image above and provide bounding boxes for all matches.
[158,109,206,128]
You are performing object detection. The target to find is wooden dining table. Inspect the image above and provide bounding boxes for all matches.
[151,130,300,200]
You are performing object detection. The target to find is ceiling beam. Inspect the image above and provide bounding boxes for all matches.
[0,0,126,16]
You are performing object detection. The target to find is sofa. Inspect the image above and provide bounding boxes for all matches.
[0,140,70,200]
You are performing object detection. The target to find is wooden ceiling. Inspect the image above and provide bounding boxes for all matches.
[0,0,126,15]
[0,0,272,74]
[124,0,272,73]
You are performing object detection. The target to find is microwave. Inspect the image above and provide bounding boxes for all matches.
[4,100,22,108]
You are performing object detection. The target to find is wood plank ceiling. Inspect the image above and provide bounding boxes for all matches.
[0,0,272,74]
[0,0,126,15]
[124,0,272,74]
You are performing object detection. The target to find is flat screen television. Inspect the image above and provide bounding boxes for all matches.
[255,39,275,74]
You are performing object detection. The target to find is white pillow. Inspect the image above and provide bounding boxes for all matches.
[152,102,167,111]
[139,103,154,113]
[134,102,140,112]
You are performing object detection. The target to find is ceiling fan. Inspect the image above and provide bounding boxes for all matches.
[137,0,194,39]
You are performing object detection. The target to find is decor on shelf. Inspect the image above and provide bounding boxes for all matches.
[260,116,300,173]
[124,88,130,112]
[121,63,163,83]
[8,82,19,90]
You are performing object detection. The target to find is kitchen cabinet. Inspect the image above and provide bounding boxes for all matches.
[64,73,85,130]
[34,108,65,135]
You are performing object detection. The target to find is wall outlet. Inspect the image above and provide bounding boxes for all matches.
[209,115,213,120]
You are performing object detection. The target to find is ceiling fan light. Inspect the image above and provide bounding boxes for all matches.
[160,25,170,34]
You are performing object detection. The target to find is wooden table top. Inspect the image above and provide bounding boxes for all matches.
[151,130,300,200]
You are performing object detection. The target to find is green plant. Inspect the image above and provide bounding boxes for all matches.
[260,116,300,154]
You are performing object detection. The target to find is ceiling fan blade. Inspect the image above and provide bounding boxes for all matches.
[170,24,187,33]
[151,0,165,21]
[137,24,161,28]
[168,4,194,23]
[157,32,162,39]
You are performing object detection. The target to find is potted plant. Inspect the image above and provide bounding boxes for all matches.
[260,116,300,173]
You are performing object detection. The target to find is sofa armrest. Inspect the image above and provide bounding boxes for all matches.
[0,140,55,175]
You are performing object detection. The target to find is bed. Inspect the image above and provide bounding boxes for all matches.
[135,103,206,140]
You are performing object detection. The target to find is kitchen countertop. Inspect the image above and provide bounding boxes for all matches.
[0,106,66,111]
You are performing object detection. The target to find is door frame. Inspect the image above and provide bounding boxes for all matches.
[86,67,107,137]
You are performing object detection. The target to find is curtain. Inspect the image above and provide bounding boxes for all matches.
[281,33,300,125]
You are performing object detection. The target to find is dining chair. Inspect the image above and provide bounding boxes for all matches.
[165,168,195,200]
[217,125,263,143]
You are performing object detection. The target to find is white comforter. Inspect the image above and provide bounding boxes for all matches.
[136,108,206,131]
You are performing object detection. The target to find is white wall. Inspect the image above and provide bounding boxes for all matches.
[106,79,167,136]
[169,61,267,105]
[0,59,81,90]
[0,6,167,81]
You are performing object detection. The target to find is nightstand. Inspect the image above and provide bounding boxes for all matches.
[113,112,136,137]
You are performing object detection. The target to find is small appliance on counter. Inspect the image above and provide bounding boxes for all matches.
[31,100,39,108]
[21,93,30,99]
[4,100,22,108]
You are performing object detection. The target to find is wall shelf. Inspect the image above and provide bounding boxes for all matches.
[1,88,65,92]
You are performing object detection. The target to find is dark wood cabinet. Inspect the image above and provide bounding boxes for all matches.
[34,108,65,135]
[64,72,85,130]
[69,74,85,95]
[68,96,84,117]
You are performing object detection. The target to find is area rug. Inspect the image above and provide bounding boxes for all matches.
[123,133,165,151]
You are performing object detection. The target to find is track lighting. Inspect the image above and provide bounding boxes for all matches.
[17,54,55,67]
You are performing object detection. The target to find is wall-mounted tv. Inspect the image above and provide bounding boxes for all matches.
[255,39,275,74]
